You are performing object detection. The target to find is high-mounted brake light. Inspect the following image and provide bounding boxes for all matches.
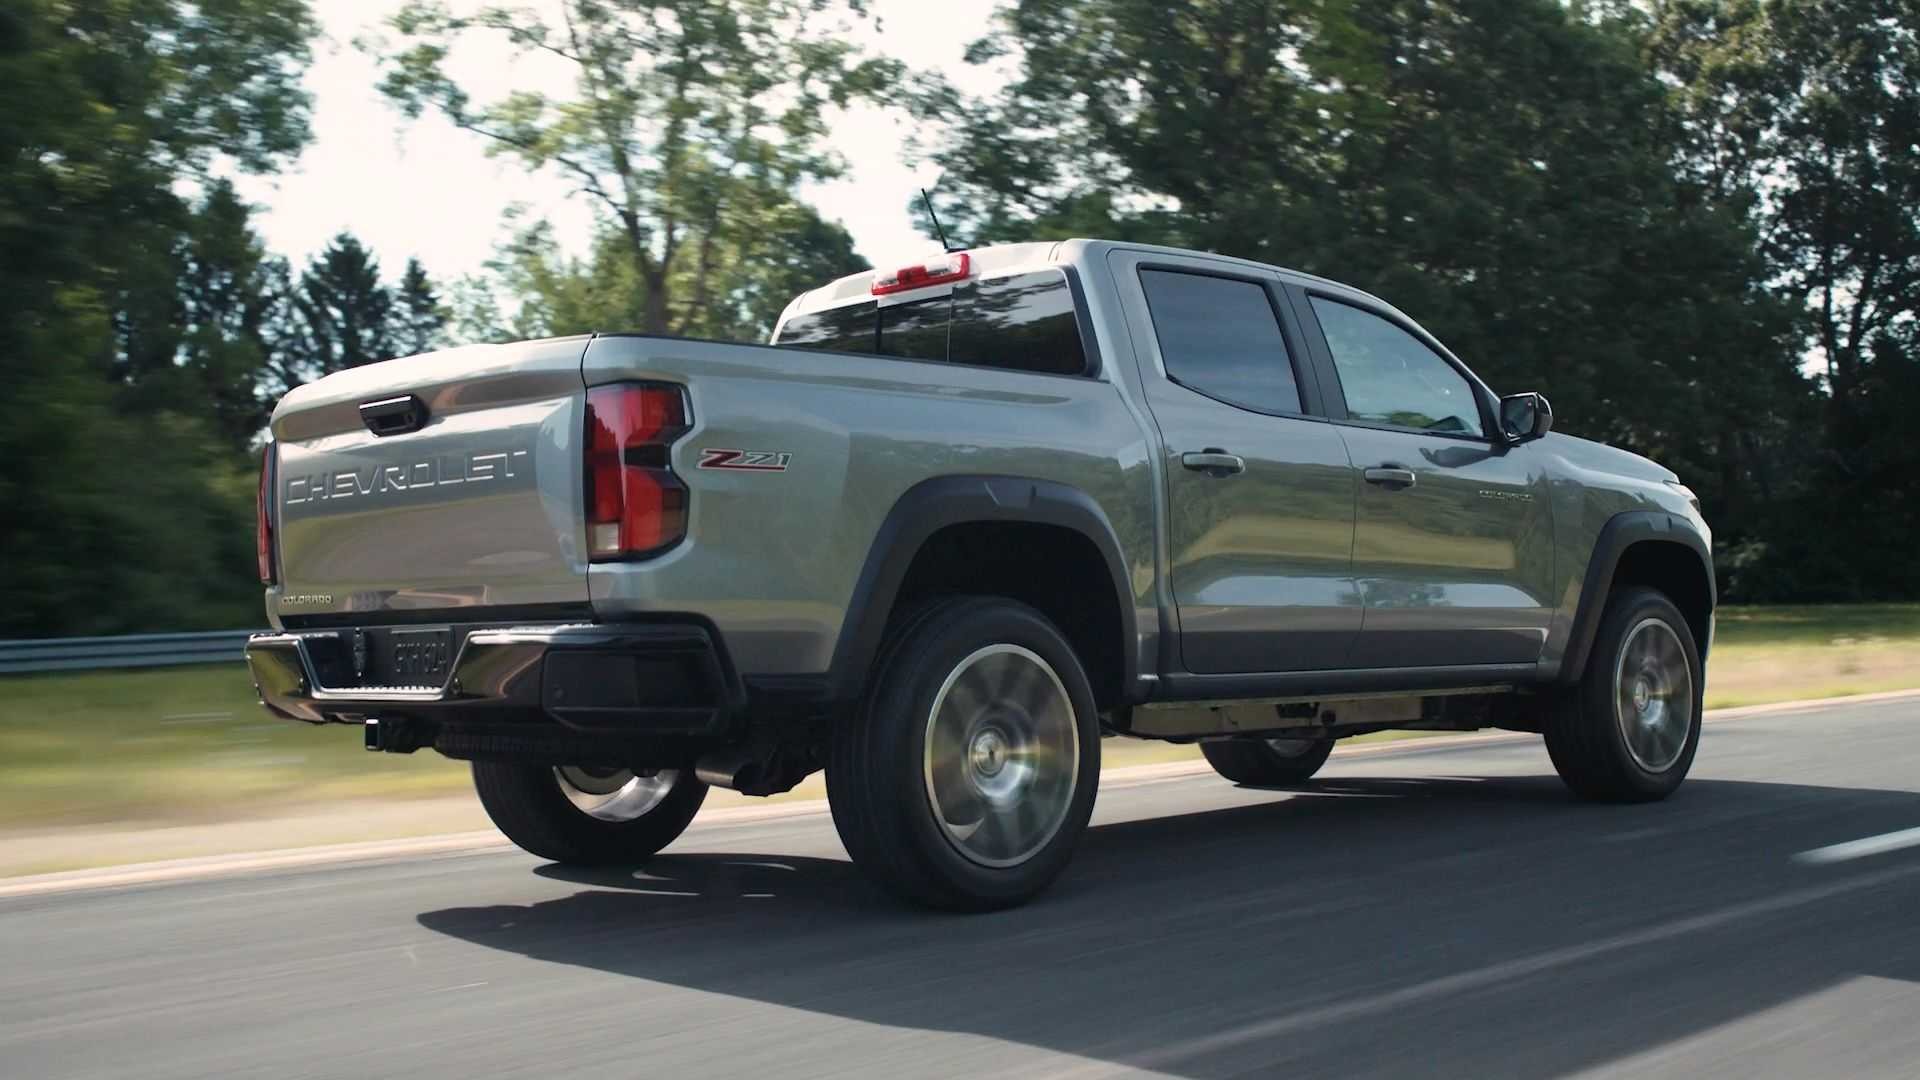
[584,383,691,561]
[872,252,970,295]
[256,443,277,585]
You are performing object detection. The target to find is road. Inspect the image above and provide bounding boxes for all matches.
[4,697,1920,1078]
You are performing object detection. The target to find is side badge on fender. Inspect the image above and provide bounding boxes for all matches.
[698,448,793,472]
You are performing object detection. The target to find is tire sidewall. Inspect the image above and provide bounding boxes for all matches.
[866,599,1102,908]
[1582,588,1704,798]
[473,760,707,864]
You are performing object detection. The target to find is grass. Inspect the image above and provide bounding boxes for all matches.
[1704,603,1920,707]
[0,666,472,830]
[1,604,1914,835]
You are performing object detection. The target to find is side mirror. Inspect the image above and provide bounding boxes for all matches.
[1499,392,1554,443]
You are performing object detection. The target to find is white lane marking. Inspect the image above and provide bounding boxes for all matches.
[1796,826,1920,865]
[1054,860,1920,1078]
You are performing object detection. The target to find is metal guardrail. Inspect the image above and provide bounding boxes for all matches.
[0,630,261,675]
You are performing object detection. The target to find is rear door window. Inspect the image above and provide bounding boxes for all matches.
[775,270,1087,376]
[1139,270,1303,414]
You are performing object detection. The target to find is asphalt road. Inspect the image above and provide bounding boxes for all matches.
[6,697,1920,1079]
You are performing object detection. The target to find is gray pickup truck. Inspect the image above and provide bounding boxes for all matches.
[245,239,1712,910]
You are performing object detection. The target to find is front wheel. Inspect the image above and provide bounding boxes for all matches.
[1545,586,1703,802]
[472,761,707,864]
[828,597,1101,911]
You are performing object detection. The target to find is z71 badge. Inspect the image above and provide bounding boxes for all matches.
[698,448,792,472]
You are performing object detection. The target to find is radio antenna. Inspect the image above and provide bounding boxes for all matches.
[920,188,958,253]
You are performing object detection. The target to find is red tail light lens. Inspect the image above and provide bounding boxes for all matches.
[256,444,277,585]
[584,383,691,561]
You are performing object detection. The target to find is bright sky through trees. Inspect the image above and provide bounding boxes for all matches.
[234,0,999,283]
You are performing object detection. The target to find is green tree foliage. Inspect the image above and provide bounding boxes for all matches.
[395,257,449,356]
[369,0,895,336]
[1651,0,1920,599]
[0,0,316,636]
[175,181,296,447]
[486,203,867,340]
[917,0,1808,590]
[291,233,398,376]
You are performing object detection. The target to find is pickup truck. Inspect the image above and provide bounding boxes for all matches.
[245,239,1713,911]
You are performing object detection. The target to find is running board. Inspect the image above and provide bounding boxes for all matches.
[1122,686,1513,740]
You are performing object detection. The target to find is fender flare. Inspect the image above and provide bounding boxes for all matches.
[825,475,1139,702]
[1558,509,1715,683]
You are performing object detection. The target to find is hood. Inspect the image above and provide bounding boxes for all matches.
[1541,432,1679,485]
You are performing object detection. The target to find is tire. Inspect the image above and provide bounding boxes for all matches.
[1200,736,1335,787]
[1545,586,1703,802]
[472,761,707,864]
[828,596,1102,911]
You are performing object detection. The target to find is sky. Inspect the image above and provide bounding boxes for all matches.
[235,0,1004,288]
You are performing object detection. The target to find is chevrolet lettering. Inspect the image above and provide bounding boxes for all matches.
[283,448,530,506]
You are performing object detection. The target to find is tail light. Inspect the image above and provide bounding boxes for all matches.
[256,443,277,584]
[872,252,970,295]
[584,383,691,560]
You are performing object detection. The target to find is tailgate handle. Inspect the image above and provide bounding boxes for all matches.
[359,395,429,437]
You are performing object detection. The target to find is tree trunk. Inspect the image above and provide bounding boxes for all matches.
[642,271,670,335]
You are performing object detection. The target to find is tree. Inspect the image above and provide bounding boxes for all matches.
[394,257,449,356]
[174,180,300,447]
[368,0,896,337]
[732,202,870,336]
[294,233,398,376]
[1651,0,1920,598]
[488,203,867,340]
[0,0,316,636]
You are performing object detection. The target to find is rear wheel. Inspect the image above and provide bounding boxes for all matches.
[1200,736,1335,787]
[472,761,707,864]
[1546,586,1703,802]
[828,597,1101,911]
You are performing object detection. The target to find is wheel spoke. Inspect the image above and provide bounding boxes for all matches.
[1012,661,1055,717]
[944,666,993,722]
[555,767,678,822]
[1611,618,1695,774]
[923,644,1080,869]
[1655,638,1684,681]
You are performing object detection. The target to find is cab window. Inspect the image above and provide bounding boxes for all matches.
[1310,298,1484,436]
[1139,269,1303,414]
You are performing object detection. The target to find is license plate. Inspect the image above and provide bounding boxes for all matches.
[381,628,453,686]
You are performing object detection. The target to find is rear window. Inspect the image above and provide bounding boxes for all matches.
[774,270,1086,376]
[772,300,876,354]
[1140,269,1303,414]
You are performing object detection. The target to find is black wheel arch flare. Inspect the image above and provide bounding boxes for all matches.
[827,475,1140,704]
[1557,509,1716,683]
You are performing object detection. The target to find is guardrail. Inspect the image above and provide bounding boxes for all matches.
[0,630,261,675]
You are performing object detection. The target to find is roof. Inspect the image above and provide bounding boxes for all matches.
[770,237,1401,332]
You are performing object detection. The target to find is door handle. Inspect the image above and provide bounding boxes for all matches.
[1181,450,1246,476]
[1364,466,1417,489]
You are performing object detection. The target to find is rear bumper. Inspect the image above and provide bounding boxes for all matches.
[244,622,744,736]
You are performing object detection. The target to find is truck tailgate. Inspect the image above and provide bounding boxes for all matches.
[267,337,591,625]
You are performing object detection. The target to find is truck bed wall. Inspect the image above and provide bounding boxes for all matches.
[580,335,1158,678]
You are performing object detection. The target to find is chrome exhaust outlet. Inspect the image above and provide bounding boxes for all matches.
[694,748,761,792]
